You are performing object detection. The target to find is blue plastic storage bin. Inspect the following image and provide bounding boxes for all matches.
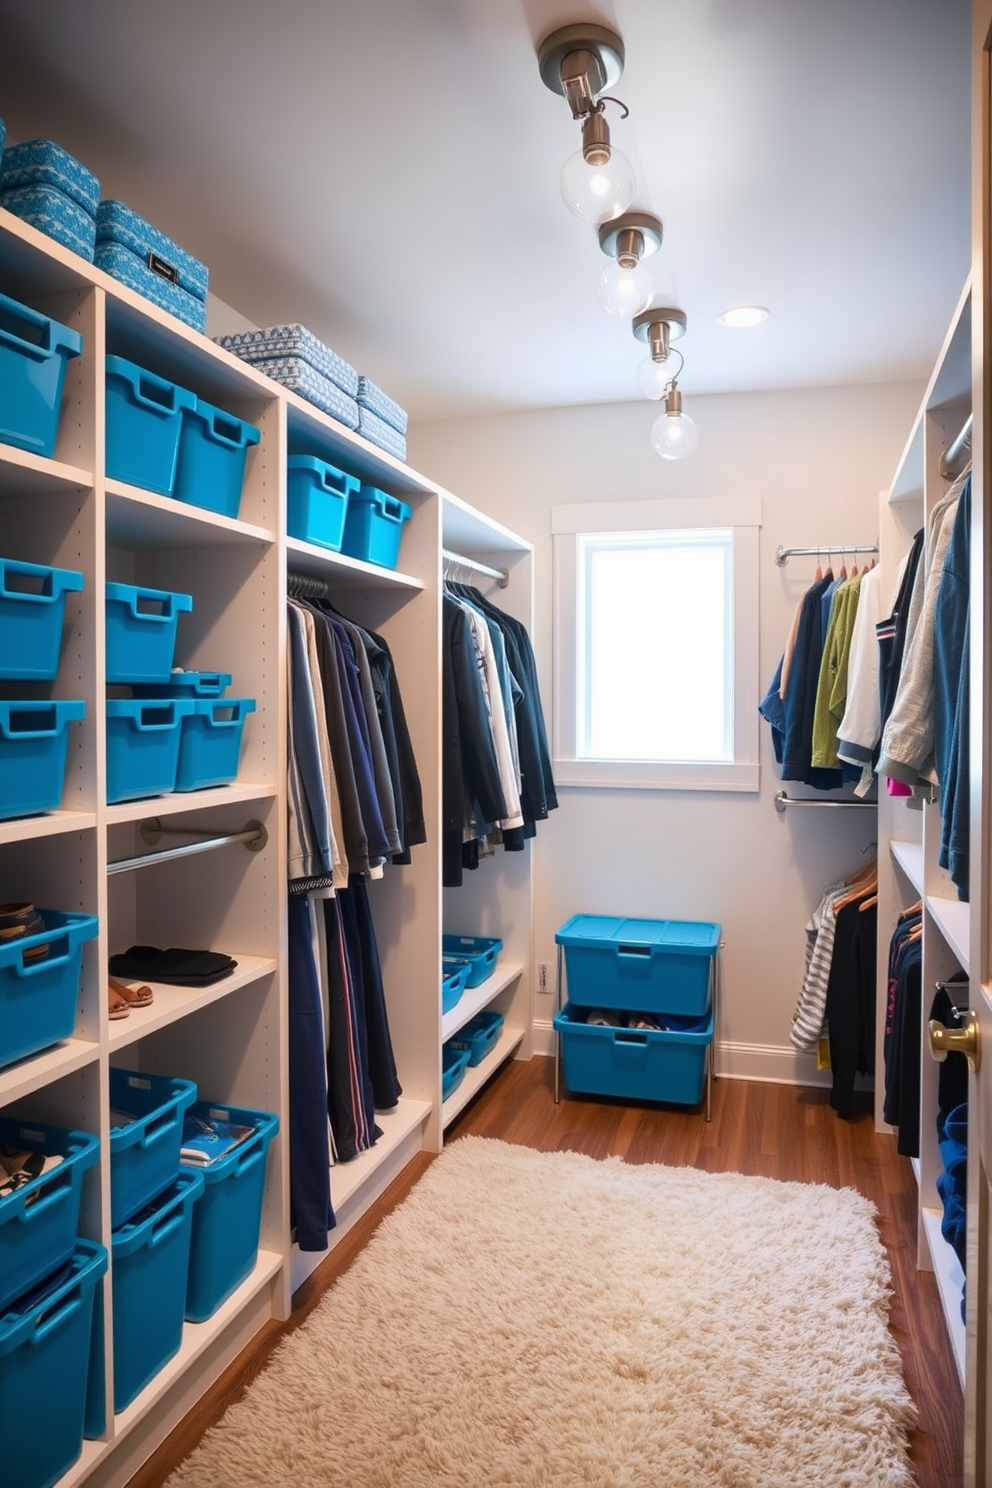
[174,696,255,791]
[286,454,360,551]
[0,184,97,262]
[0,292,83,458]
[105,698,193,802]
[440,935,503,988]
[105,581,193,684]
[0,1118,100,1312]
[0,909,99,1070]
[102,1170,203,1413]
[174,398,260,518]
[0,557,84,680]
[340,486,412,569]
[442,958,470,1014]
[447,1010,504,1068]
[554,1001,713,1106]
[442,1042,471,1102]
[555,914,721,1016]
[181,1102,279,1322]
[95,201,208,333]
[108,1068,198,1229]
[0,698,86,820]
[133,669,231,698]
[0,1239,107,1488]
[105,355,196,495]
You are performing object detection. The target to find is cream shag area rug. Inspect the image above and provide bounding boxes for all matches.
[166,1137,916,1488]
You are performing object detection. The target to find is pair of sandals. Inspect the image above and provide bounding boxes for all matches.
[108,974,154,1020]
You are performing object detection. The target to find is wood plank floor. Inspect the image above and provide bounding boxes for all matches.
[129,1059,964,1487]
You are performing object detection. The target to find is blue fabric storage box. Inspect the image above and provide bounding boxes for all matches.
[340,486,412,569]
[0,139,100,215]
[0,1118,99,1312]
[0,558,83,681]
[357,406,407,463]
[99,1170,203,1413]
[174,398,260,518]
[0,909,98,1070]
[133,669,231,698]
[441,935,502,988]
[0,291,82,458]
[105,355,197,496]
[555,914,720,1016]
[181,1102,279,1322]
[447,1010,504,1068]
[108,1068,198,1229]
[248,356,360,429]
[105,697,194,803]
[0,698,85,820]
[356,376,408,435]
[442,959,470,1014]
[95,200,208,332]
[442,1042,471,1102]
[0,185,96,262]
[214,324,359,397]
[554,1001,713,1105]
[105,581,194,684]
[174,696,256,791]
[0,1239,106,1488]
[287,454,360,550]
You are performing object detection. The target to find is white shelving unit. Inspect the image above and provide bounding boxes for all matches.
[0,204,540,1485]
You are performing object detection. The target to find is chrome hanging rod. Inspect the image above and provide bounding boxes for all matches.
[107,819,267,875]
[775,791,875,813]
[939,412,973,480]
[774,543,878,567]
[442,547,510,588]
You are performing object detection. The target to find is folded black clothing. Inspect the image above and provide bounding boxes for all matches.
[109,945,238,986]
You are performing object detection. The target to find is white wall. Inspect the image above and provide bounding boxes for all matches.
[411,381,923,1083]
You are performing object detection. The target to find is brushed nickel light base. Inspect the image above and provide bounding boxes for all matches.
[537,23,625,115]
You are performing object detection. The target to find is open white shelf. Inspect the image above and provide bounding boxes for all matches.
[106,480,275,548]
[0,1037,99,1105]
[927,895,970,973]
[286,534,423,591]
[921,1208,967,1386]
[104,783,277,829]
[330,1098,433,1213]
[0,810,97,846]
[442,963,523,1042]
[108,956,277,1051]
[890,838,924,895]
[0,443,92,495]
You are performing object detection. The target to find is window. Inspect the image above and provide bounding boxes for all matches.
[552,497,761,791]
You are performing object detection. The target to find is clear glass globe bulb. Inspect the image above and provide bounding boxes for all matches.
[637,356,671,399]
[596,258,652,319]
[560,146,635,224]
[651,408,699,460]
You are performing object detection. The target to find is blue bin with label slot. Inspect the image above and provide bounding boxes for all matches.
[0,909,99,1070]
[0,557,84,680]
[340,485,411,569]
[105,355,196,495]
[105,697,194,802]
[287,454,360,551]
[0,698,86,820]
[105,582,193,684]
[174,696,256,791]
[0,292,83,458]
[0,1239,107,1488]
[0,1119,100,1312]
[174,397,260,519]
[108,1068,198,1229]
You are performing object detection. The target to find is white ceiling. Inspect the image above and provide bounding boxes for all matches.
[0,0,972,423]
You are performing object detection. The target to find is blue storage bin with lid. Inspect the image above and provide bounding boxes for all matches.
[105,697,194,803]
[442,1042,471,1102]
[105,355,197,495]
[174,696,256,791]
[0,908,99,1070]
[0,291,83,458]
[105,581,193,683]
[108,1067,198,1229]
[95,200,208,333]
[340,485,412,569]
[0,1118,100,1312]
[446,1009,504,1068]
[174,397,260,518]
[555,914,721,1016]
[0,698,85,820]
[287,454,361,551]
[554,1001,713,1106]
[180,1101,279,1322]
[442,958,470,1014]
[0,557,84,680]
[0,1239,107,1488]
[441,935,502,988]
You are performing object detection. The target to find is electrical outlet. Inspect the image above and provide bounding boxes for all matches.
[537,962,551,992]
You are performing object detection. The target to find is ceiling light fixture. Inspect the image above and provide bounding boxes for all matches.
[632,306,687,397]
[651,382,698,460]
[718,305,769,328]
[538,23,634,223]
[596,211,662,319]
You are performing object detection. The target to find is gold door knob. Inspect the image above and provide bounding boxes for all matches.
[928,1011,981,1072]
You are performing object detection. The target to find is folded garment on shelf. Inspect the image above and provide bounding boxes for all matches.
[108,944,238,986]
[180,1113,256,1166]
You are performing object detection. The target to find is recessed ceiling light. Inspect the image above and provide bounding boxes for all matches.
[718,306,769,328]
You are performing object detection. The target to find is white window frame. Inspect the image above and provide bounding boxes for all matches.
[552,496,761,792]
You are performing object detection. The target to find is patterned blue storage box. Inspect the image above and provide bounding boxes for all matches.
[357,406,407,462]
[105,581,193,684]
[245,356,360,428]
[0,1118,100,1312]
[0,292,82,458]
[108,1068,198,1229]
[174,696,256,791]
[0,908,99,1070]
[214,324,359,396]
[356,376,408,434]
[0,139,100,214]
[96,200,208,333]
[0,184,96,261]
[0,698,85,821]
[287,454,360,550]
[340,485,412,569]
[105,697,194,802]
[174,397,260,518]
[105,354,197,495]
[0,557,83,681]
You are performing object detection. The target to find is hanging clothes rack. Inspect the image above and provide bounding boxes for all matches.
[938,411,973,480]
[442,547,510,588]
[107,819,267,874]
[774,791,875,812]
[774,543,878,567]
[287,570,330,599]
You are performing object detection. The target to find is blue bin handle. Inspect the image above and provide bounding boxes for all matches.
[30,1288,85,1346]
[231,1140,266,1180]
[7,1164,74,1223]
[0,293,83,363]
[0,704,62,740]
[379,494,407,522]
[130,703,180,731]
[0,559,84,602]
[130,367,186,416]
[204,699,255,729]
[12,931,72,977]
[147,1208,187,1250]
[618,944,652,959]
[203,407,261,450]
[139,1106,183,1149]
[613,1030,650,1049]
